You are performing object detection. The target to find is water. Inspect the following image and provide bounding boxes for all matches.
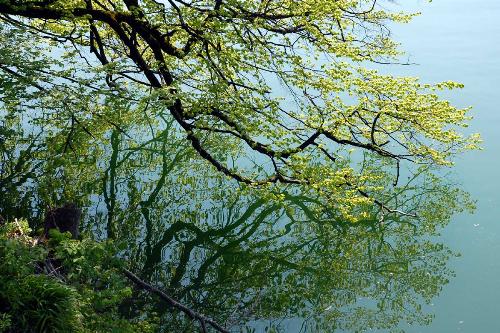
[389,1,500,332]
[1,1,498,331]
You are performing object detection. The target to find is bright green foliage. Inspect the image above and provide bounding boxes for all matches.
[0,0,481,222]
[0,222,81,332]
[0,221,158,333]
[0,1,479,332]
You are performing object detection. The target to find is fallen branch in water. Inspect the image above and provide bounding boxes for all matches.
[123,268,229,333]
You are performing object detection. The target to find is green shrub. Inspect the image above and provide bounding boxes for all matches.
[0,221,157,333]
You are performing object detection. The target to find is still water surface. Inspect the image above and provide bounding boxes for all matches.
[276,1,500,331]
[98,2,500,331]
[2,1,498,331]
[392,1,500,332]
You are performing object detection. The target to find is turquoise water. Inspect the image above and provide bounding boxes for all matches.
[392,1,500,331]
[0,1,497,331]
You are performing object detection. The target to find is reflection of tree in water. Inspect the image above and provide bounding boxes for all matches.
[0,29,473,332]
[139,189,461,332]
[82,128,467,332]
[0,109,470,332]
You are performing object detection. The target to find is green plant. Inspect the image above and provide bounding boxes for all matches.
[0,221,157,333]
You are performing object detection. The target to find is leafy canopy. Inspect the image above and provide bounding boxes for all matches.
[0,2,480,332]
[0,0,479,220]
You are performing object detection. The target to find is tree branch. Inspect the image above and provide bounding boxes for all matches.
[123,268,230,333]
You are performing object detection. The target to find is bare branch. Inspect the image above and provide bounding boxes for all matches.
[123,268,230,333]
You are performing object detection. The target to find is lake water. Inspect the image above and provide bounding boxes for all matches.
[391,1,500,332]
[1,1,498,331]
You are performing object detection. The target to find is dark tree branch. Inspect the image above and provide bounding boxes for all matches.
[0,0,423,213]
[123,268,230,333]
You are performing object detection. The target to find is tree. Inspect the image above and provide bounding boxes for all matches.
[0,0,480,221]
[0,2,479,332]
